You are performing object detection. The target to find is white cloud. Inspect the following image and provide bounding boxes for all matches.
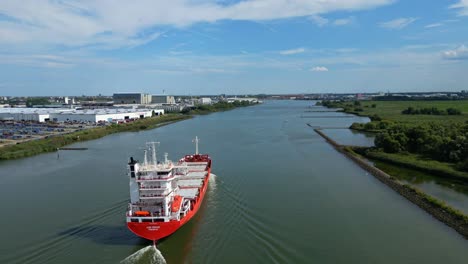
[442,45,468,60]
[0,0,394,48]
[450,0,468,16]
[279,48,306,55]
[0,53,74,68]
[310,15,354,27]
[424,23,443,28]
[310,66,329,72]
[380,17,418,29]
[309,15,329,27]
[333,17,354,26]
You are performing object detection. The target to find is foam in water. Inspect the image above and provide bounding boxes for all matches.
[209,173,217,191]
[121,245,166,264]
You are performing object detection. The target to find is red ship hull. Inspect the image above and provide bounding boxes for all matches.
[127,166,211,241]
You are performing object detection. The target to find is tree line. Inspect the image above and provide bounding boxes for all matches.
[402,106,461,115]
[374,122,468,172]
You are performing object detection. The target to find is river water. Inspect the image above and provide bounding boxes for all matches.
[0,100,467,264]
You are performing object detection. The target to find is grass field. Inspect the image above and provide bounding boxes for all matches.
[345,100,468,124]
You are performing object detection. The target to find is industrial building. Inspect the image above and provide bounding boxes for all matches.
[0,108,163,123]
[50,109,158,123]
[151,95,176,104]
[226,97,259,103]
[198,98,212,105]
[160,104,185,113]
[0,108,72,122]
[113,93,152,104]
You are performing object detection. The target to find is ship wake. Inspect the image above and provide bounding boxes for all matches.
[121,245,166,264]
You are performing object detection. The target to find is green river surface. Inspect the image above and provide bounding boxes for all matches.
[0,100,467,264]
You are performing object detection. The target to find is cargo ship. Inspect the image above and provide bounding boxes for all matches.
[126,137,212,243]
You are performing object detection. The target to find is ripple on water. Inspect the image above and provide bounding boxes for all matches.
[5,200,127,264]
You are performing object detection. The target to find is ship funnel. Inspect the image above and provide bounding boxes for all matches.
[192,136,200,155]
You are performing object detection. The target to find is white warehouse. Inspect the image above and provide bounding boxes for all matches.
[0,108,73,122]
[0,108,164,123]
[50,109,161,123]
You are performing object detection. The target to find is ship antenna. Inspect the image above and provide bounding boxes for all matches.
[143,149,148,166]
[193,136,199,155]
[164,152,168,163]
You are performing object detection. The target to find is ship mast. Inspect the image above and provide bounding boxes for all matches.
[193,136,199,155]
[147,141,160,166]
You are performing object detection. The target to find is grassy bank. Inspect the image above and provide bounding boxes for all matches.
[322,100,468,125]
[356,148,468,183]
[321,99,468,174]
[0,114,191,160]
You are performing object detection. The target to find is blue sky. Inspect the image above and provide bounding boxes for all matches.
[0,0,467,96]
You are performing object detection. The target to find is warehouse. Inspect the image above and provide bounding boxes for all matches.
[151,95,176,104]
[0,108,72,122]
[50,109,159,123]
[113,93,152,104]
[0,108,163,123]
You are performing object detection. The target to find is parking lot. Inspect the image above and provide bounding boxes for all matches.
[0,121,96,147]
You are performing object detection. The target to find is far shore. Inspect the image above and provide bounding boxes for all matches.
[0,101,259,161]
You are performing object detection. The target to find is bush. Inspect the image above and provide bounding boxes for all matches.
[457,159,468,172]
[370,114,382,121]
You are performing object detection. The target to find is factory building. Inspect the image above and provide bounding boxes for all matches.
[198,98,212,105]
[50,109,159,123]
[113,93,152,104]
[0,108,163,123]
[0,108,72,122]
[151,95,176,104]
[160,104,185,113]
[226,97,259,103]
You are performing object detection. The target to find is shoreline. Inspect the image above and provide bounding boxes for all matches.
[0,114,192,161]
[0,102,259,161]
[312,126,468,239]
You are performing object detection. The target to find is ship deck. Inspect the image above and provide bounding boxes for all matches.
[177,188,200,199]
[178,179,203,187]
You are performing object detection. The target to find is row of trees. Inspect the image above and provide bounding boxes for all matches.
[26,98,51,107]
[374,122,468,171]
[182,100,255,114]
[402,106,461,115]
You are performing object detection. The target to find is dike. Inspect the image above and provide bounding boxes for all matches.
[312,126,468,239]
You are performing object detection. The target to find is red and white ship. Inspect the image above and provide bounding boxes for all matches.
[126,136,212,243]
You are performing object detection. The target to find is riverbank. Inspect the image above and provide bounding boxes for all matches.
[313,127,468,239]
[183,101,259,115]
[0,101,259,161]
[318,100,468,125]
[320,99,468,175]
[353,148,468,183]
[0,114,191,160]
